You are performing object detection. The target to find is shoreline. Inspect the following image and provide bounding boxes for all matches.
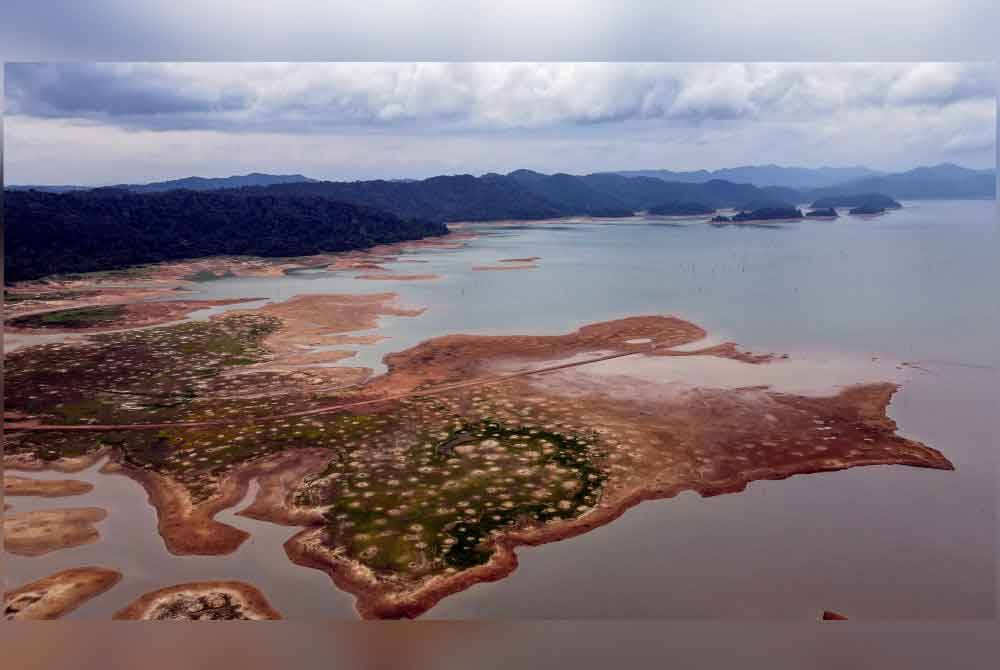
[3,228,476,353]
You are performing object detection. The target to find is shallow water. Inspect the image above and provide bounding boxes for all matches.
[3,460,357,619]
[5,200,997,618]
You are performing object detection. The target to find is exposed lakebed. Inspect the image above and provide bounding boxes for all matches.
[5,200,996,618]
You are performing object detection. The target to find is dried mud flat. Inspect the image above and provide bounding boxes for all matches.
[472,255,542,271]
[4,508,108,557]
[5,298,262,334]
[355,273,441,281]
[275,317,952,618]
[472,264,538,271]
[3,305,955,619]
[4,567,122,620]
[241,292,424,369]
[4,474,94,497]
[4,228,475,309]
[113,581,282,620]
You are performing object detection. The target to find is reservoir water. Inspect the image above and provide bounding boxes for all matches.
[6,200,997,618]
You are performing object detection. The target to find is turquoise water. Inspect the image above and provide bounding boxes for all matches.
[7,200,997,618]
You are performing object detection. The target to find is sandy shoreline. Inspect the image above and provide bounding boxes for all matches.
[3,228,474,349]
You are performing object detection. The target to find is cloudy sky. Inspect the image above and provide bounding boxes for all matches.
[4,62,995,185]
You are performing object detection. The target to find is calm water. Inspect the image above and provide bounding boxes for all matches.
[6,200,997,618]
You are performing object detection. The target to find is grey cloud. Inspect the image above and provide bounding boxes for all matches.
[0,1,997,62]
[4,63,995,134]
[5,63,253,120]
[3,62,993,185]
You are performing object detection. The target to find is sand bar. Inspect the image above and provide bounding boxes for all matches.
[5,567,122,620]
[113,581,282,620]
[4,507,108,556]
[4,474,93,497]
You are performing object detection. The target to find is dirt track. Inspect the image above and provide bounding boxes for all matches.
[5,347,648,432]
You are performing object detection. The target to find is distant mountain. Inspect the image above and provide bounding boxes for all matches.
[508,170,633,217]
[646,201,715,216]
[613,165,883,189]
[115,172,317,193]
[809,164,994,200]
[253,172,801,222]
[6,184,93,193]
[252,174,566,222]
[736,197,798,211]
[5,189,446,283]
[8,163,990,234]
[580,175,780,211]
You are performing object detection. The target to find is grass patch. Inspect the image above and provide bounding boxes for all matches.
[305,416,606,577]
[9,304,127,329]
[184,269,235,282]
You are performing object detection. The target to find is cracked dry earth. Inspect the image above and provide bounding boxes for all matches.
[3,302,953,619]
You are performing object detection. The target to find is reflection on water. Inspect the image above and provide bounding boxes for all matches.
[5,200,997,618]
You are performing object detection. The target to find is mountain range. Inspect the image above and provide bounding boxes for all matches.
[6,162,994,283]
[246,171,815,222]
[807,164,995,200]
[8,173,316,194]
[10,164,991,214]
[612,165,884,189]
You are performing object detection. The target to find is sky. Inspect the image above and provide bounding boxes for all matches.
[3,62,996,185]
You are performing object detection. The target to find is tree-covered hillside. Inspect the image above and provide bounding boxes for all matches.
[256,171,799,221]
[4,189,448,283]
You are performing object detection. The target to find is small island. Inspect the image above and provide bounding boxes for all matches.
[5,567,122,620]
[849,204,889,215]
[647,201,715,216]
[805,208,839,218]
[113,581,283,620]
[811,192,902,210]
[712,207,804,223]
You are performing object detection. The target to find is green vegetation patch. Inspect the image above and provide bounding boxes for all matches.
[304,416,606,577]
[8,304,127,329]
[184,269,235,282]
[4,312,282,426]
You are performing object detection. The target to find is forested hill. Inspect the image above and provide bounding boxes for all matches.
[4,189,448,283]
[249,171,799,222]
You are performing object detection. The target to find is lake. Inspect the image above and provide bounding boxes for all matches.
[6,200,996,618]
